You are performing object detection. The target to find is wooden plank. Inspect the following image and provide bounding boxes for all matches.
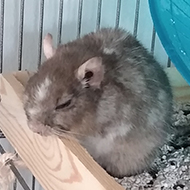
[13,70,35,87]
[165,67,190,103]
[0,66,188,190]
[0,71,124,190]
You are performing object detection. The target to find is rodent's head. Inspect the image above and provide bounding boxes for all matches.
[23,52,105,137]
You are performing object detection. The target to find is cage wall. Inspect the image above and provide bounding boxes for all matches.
[0,0,172,190]
[0,0,172,74]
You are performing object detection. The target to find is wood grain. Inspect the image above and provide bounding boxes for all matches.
[0,71,124,190]
[1,67,188,190]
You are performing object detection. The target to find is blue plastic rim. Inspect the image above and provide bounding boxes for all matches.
[148,0,190,85]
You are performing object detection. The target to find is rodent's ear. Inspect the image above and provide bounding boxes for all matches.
[43,33,56,59]
[76,57,104,88]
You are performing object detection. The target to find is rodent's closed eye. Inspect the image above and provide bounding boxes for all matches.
[55,99,72,110]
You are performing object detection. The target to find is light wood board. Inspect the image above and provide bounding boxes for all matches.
[165,67,190,103]
[0,67,189,190]
[0,71,124,190]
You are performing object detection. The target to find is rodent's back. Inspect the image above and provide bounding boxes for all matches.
[77,28,173,176]
[89,28,173,113]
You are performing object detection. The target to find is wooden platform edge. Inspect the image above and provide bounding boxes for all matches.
[0,71,124,190]
[165,67,190,103]
[0,67,189,190]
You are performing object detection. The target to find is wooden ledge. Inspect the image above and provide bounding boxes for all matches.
[0,67,189,190]
[0,71,124,190]
[165,67,190,103]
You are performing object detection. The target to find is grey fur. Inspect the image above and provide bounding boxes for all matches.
[23,28,173,178]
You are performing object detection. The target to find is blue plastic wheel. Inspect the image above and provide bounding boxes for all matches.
[148,0,190,85]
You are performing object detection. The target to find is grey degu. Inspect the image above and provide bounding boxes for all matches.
[23,28,173,177]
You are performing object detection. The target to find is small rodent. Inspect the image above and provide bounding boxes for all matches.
[23,28,173,178]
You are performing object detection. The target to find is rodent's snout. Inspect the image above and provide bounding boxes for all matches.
[27,120,51,136]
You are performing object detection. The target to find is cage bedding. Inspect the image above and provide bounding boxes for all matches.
[115,102,190,190]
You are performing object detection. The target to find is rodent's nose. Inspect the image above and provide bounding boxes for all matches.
[27,121,44,133]
[44,115,53,127]
[27,120,50,136]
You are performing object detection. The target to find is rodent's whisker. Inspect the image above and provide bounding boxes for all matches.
[51,127,86,137]
[51,130,75,140]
